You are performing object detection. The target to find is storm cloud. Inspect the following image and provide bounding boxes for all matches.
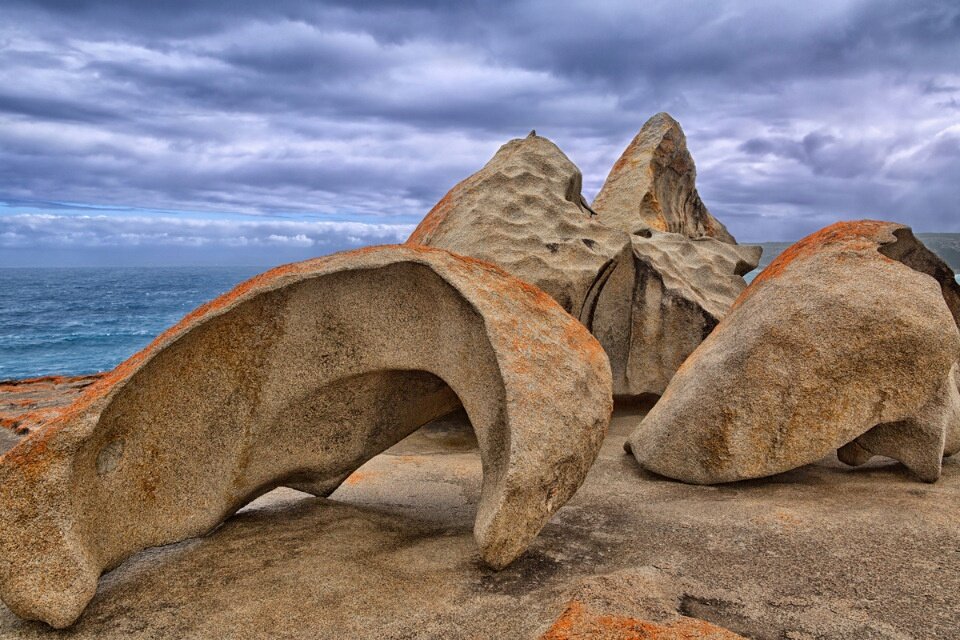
[0,0,958,264]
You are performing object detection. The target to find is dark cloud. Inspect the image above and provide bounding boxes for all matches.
[0,0,958,264]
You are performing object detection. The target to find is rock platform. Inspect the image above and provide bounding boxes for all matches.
[1,403,956,638]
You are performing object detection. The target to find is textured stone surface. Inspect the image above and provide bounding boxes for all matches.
[0,375,102,454]
[627,220,960,484]
[408,131,630,317]
[590,231,761,398]
[407,129,759,399]
[2,408,958,639]
[592,113,737,244]
[0,245,612,628]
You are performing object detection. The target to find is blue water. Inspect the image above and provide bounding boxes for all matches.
[0,267,261,380]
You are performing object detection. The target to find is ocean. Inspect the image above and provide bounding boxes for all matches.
[2,239,959,380]
[0,266,261,380]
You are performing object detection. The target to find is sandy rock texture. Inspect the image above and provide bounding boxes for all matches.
[407,125,759,399]
[627,220,960,484]
[2,408,958,639]
[0,245,612,628]
[592,112,737,244]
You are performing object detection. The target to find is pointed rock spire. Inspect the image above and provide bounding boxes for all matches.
[593,112,737,244]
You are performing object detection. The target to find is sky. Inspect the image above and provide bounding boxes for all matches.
[0,0,958,266]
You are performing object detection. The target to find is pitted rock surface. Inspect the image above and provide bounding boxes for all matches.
[408,131,630,318]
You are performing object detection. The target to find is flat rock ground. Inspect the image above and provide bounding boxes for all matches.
[2,404,959,639]
[0,375,102,452]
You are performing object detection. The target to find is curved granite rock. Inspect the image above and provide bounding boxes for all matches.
[0,245,612,628]
[592,112,738,244]
[626,221,960,484]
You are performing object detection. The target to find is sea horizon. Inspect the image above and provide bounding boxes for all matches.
[3,234,959,381]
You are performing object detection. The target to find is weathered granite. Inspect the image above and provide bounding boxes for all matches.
[407,131,630,318]
[0,245,612,628]
[627,220,960,484]
[407,129,759,399]
[592,112,737,244]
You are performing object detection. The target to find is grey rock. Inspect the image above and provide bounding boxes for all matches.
[590,230,761,398]
[0,245,612,628]
[627,220,960,484]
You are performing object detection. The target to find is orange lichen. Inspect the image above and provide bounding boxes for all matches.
[0,373,102,393]
[406,170,485,245]
[608,146,642,176]
[0,408,63,435]
[562,318,607,360]
[732,220,895,311]
[540,600,745,640]
[0,433,53,481]
[406,188,460,245]
[343,470,378,486]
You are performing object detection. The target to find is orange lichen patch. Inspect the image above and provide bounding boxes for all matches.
[540,600,745,640]
[392,455,425,467]
[0,408,63,435]
[406,187,460,245]
[608,145,642,176]
[343,470,379,486]
[607,124,668,177]
[703,215,721,237]
[430,244,568,313]
[775,510,801,527]
[732,220,895,311]
[406,172,483,245]
[0,431,54,481]
[649,215,668,233]
[0,373,102,392]
[561,318,607,362]
[0,372,103,443]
